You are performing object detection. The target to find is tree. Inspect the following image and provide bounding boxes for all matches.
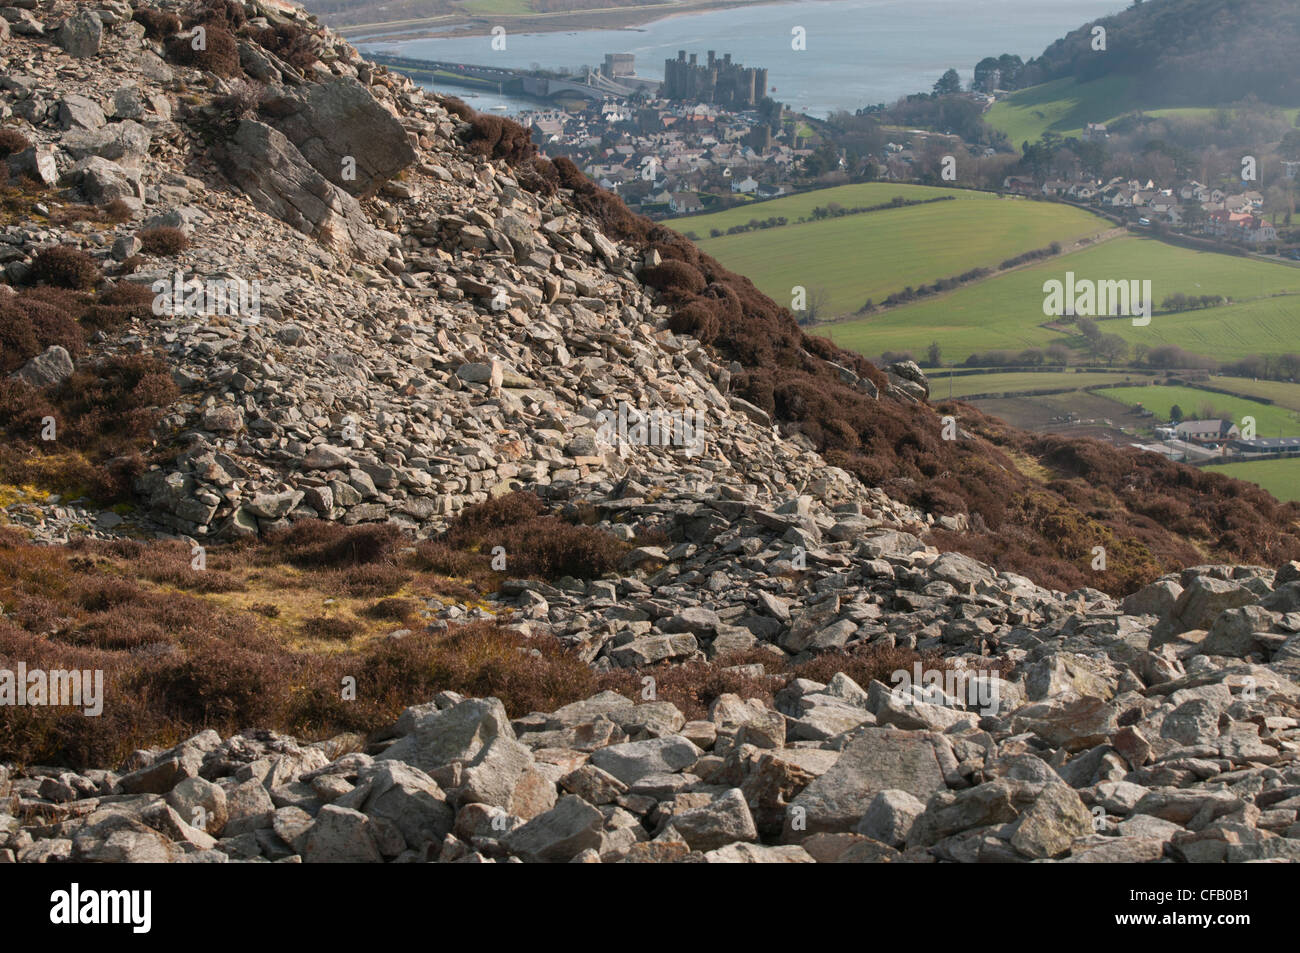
[933,68,961,96]
[799,286,832,325]
[926,341,942,367]
[1097,334,1130,364]
[1170,403,1184,422]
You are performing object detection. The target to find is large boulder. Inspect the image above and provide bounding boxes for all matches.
[377,697,514,775]
[12,345,73,388]
[58,7,102,58]
[213,120,397,263]
[787,728,948,835]
[263,77,418,198]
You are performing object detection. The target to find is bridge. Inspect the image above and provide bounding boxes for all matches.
[367,53,659,103]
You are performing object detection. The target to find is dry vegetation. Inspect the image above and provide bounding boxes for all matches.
[0,506,955,769]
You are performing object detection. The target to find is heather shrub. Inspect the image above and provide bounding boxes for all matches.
[246,22,319,71]
[300,615,364,641]
[132,8,182,38]
[439,95,476,122]
[262,521,404,569]
[465,113,536,163]
[191,0,246,30]
[0,127,33,158]
[0,288,87,371]
[640,259,707,298]
[29,245,101,290]
[165,21,241,76]
[137,226,190,256]
[84,280,157,329]
[417,491,629,585]
[667,299,720,344]
[363,597,420,622]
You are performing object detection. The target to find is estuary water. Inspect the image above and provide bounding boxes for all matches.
[357,0,1125,116]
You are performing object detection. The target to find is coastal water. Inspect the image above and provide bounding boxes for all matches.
[358,0,1125,116]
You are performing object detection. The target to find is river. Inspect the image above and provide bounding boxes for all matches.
[357,0,1125,117]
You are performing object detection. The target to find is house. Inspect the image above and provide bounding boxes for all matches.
[1148,194,1179,214]
[1106,189,1134,208]
[1175,419,1240,444]
[755,182,785,198]
[1241,215,1278,243]
[1042,179,1070,196]
[731,175,758,194]
[1082,122,1109,141]
[668,191,703,214]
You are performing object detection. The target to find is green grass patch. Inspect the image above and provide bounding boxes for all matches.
[985,75,1300,145]
[666,182,979,236]
[1198,378,1300,413]
[1096,384,1300,436]
[1202,458,1300,503]
[680,191,1108,317]
[929,370,1155,399]
[823,236,1300,362]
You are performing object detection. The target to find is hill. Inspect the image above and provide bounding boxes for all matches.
[1,0,1299,868]
[1006,0,1300,107]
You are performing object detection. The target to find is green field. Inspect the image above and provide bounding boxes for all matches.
[821,236,1300,363]
[1203,458,1300,502]
[985,76,1140,146]
[667,182,978,236]
[673,188,1109,317]
[1095,384,1300,436]
[929,370,1155,400]
[1200,378,1300,413]
[985,75,1300,145]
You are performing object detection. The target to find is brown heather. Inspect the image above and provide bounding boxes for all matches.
[137,226,190,256]
[0,514,974,767]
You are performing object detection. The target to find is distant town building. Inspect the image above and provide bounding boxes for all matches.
[663,50,767,109]
[1175,419,1239,444]
[601,53,635,79]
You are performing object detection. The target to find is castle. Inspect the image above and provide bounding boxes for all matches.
[662,50,768,109]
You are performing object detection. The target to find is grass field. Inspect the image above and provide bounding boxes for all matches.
[928,370,1156,400]
[1095,384,1300,436]
[666,182,978,236]
[1199,378,1300,413]
[675,189,1109,317]
[985,76,1139,146]
[820,235,1300,363]
[985,75,1300,145]
[1203,458,1300,502]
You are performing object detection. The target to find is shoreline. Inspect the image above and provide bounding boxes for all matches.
[337,0,826,44]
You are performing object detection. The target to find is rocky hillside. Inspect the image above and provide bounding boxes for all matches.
[0,0,1298,864]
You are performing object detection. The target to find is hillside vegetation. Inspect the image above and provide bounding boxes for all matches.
[1006,0,1300,107]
